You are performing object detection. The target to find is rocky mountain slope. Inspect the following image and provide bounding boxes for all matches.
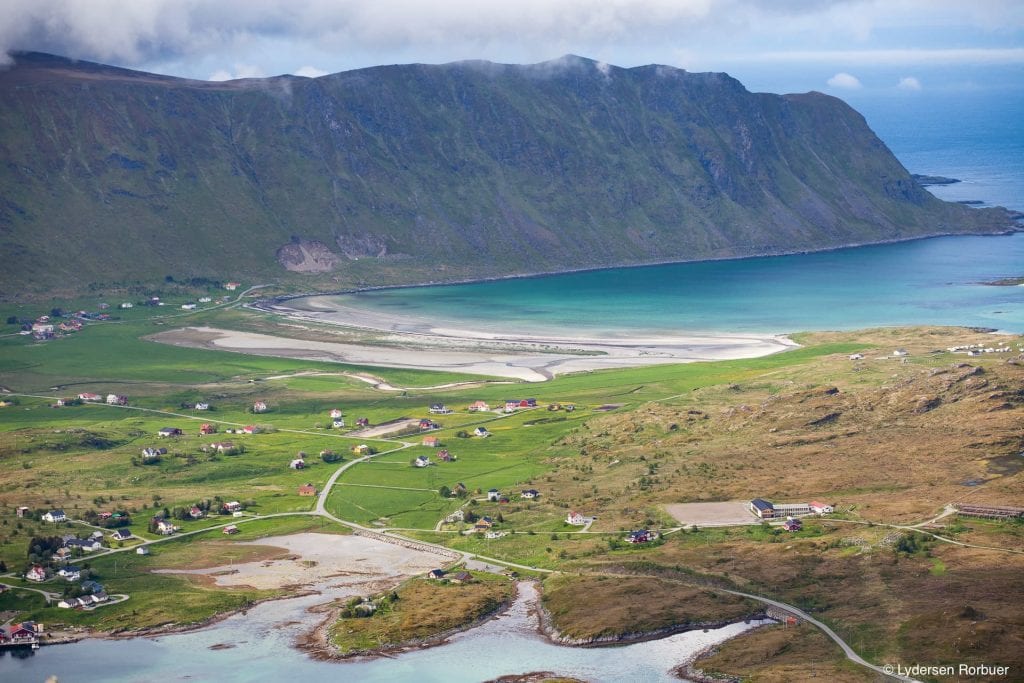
[0,52,1015,297]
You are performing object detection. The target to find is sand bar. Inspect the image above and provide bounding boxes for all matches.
[150,300,797,381]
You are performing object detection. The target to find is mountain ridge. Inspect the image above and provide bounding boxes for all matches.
[0,51,1015,298]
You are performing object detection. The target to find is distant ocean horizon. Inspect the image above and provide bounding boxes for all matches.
[313,89,1024,337]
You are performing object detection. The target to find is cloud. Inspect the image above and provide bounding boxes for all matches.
[208,63,264,81]
[294,65,328,78]
[747,48,1024,66]
[826,72,862,89]
[897,75,922,90]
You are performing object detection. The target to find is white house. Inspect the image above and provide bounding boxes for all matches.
[415,455,431,468]
[473,427,491,437]
[809,501,835,514]
[848,353,864,360]
[43,509,67,523]
[329,408,343,419]
[194,402,210,411]
[119,302,133,309]
[25,565,48,582]
[181,303,197,310]
[893,349,909,357]
[487,488,500,502]
[333,419,345,428]
[566,511,588,526]
[136,546,151,555]
[253,401,268,413]
[58,566,81,581]
[290,458,306,470]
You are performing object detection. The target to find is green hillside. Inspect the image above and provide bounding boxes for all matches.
[0,52,1014,298]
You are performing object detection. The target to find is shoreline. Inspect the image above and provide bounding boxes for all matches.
[259,228,1023,307]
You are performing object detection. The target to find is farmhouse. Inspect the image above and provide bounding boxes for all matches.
[414,455,431,467]
[352,444,371,455]
[225,282,241,290]
[1,622,41,645]
[468,400,490,412]
[426,569,446,580]
[110,529,133,541]
[626,529,656,544]
[43,509,67,523]
[419,419,440,430]
[487,489,501,502]
[445,509,465,523]
[181,303,197,310]
[223,501,243,513]
[333,419,345,428]
[78,392,102,402]
[356,417,370,427]
[809,501,835,514]
[242,425,259,434]
[566,511,589,526]
[66,537,102,552]
[429,403,453,414]
[25,565,48,582]
[437,449,454,462]
[329,408,343,419]
[195,402,210,410]
[153,519,178,535]
[199,423,217,435]
[422,435,440,448]
[208,441,235,453]
[189,506,205,519]
[58,566,82,581]
[955,504,1024,520]
[473,518,494,532]
[448,571,474,584]
[253,401,268,413]
[783,517,803,532]
[106,394,128,405]
[157,427,182,437]
[223,525,239,535]
[290,457,306,470]
[136,546,150,555]
[521,489,540,499]
[298,483,317,496]
[16,506,29,518]
[473,427,491,437]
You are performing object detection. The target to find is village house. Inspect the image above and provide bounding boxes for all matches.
[181,303,197,310]
[892,349,909,357]
[566,511,589,526]
[187,506,204,520]
[473,518,494,532]
[473,426,491,437]
[223,501,243,513]
[16,506,30,518]
[58,566,82,581]
[809,501,835,514]
[290,457,306,469]
[521,489,540,500]
[198,296,212,303]
[414,455,431,467]
[426,568,446,580]
[199,423,217,435]
[422,435,440,448]
[468,400,490,412]
[223,524,239,535]
[419,418,440,430]
[429,403,453,414]
[356,417,370,427]
[487,489,501,502]
[485,530,508,539]
[448,571,474,584]
[120,302,133,309]
[106,394,127,405]
[78,392,102,402]
[242,425,259,435]
[66,537,103,552]
[136,546,150,555]
[110,528,133,542]
[225,282,241,291]
[157,427,182,437]
[154,519,178,535]
[207,441,236,453]
[849,353,865,360]
[298,483,317,496]
[25,565,48,582]
[445,509,465,523]
[626,529,656,544]
[329,408,343,419]
[253,401,268,413]
[195,402,210,411]
[783,517,803,532]
[43,509,67,523]
[333,418,345,428]
[52,547,72,562]
[1,622,41,645]
[437,449,454,462]
[352,444,371,455]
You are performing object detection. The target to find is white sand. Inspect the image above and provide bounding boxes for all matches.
[152,309,796,382]
[155,532,441,590]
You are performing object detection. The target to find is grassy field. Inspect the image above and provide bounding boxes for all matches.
[328,572,515,655]
[1,306,1022,681]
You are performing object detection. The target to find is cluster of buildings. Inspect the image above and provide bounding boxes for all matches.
[0,622,42,647]
[749,499,834,520]
[947,343,1018,356]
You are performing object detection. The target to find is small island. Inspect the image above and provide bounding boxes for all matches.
[980,276,1024,286]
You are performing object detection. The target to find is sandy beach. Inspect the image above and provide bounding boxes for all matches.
[151,299,796,382]
[154,532,441,591]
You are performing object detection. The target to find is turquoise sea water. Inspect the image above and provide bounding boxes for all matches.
[324,91,1024,336]
[332,233,1024,335]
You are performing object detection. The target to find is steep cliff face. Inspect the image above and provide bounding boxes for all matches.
[0,52,1014,296]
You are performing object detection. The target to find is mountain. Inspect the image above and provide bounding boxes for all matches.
[0,52,1015,298]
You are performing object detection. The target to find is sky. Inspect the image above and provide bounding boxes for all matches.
[0,0,1022,96]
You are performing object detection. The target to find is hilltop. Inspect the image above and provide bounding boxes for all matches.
[0,52,1016,298]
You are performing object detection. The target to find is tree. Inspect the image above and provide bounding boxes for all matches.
[5,316,16,325]
[50,307,63,317]
[438,485,451,498]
